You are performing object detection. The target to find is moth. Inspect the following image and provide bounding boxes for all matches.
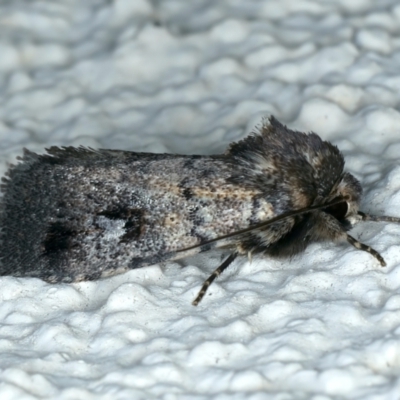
[0,116,398,306]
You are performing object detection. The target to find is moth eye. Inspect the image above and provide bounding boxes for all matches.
[324,199,348,220]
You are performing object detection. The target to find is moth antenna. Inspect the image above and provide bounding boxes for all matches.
[346,234,386,267]
[358,211,400,224]
[192,252,238,306]
[177,197,348,254]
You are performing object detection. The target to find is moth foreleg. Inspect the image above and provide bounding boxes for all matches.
[192,252,238,306]
[346,234,386,266]
[358,211,400,224]
[353,210,400,266]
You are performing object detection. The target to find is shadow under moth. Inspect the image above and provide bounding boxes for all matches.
[0,116,399,305]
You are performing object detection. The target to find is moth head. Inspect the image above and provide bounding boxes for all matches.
[324,172,362,225]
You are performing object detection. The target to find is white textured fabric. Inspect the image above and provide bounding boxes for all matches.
[0,1,400,399]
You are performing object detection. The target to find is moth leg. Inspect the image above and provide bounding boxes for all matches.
[346,234,386,266]
[192,252,238,306]
[248,251,253,264]
[358,211,400,224]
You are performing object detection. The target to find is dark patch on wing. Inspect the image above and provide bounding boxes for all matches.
[98,207,145,243]
[182,187,193,201]
[177,177,191,199]
[120,209,145,243]
[97,207,130,220]
[42,222,78,256]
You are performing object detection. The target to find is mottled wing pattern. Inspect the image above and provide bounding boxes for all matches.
[0,148,268,282]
